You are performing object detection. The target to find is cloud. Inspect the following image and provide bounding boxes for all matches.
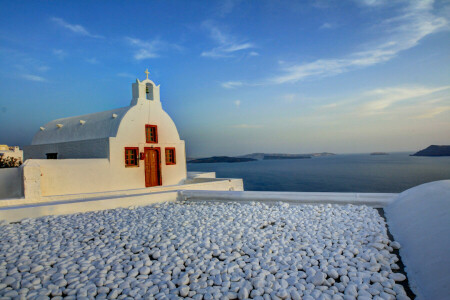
[234,100,241,107]
[218,0,241,16]
[315,85,450,122]
[36,65,50,72]
[416,106,450,119]
[320,102,340,109]
[231,124,262,129]
[355,0,386,7]
[86,58,99,64]
[221,81,244,89]
[270,1,448,84]
[0,48,49,81]
[360,86,450,113]
[22,74,47,82]
[319,22,335,30]
[126,37,181,60]
[53,49,67,60]
[51,17,104,38]
[201,22,255,58]
[284,94,296,103]
[249,51,259,56]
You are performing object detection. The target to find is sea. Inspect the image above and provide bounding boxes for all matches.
[187,152,450,193]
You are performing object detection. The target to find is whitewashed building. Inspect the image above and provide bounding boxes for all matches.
[0,71,242,201]
[0,145,23,163]
[23,71,187,194]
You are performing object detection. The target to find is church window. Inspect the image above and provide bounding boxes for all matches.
[165,147,176,165]
[124,147,139,167]
[146,125,158,143]
[46,153,58,159]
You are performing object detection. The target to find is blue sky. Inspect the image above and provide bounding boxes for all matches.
[0,0,449,156]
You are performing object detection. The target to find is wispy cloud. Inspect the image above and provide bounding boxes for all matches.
[0,48,49,82]
[222,81,244,89]
[201,21,255,58]
[86,58,99,64]
[416,105,450,119]
[360,86,450,114]
[317,84,450,119]
[218,0,242,17]
[319,22,335,30]
[320,102,341,109]
[126,37,181,60]
[231,124,263,129]
[355,0,386,7]
[22,74,47,82]
[51,17,104,38]
[53,49,67,60]
[234,100,241,107]
[269,1,448,84]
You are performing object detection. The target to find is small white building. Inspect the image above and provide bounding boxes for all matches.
[23,71,187,193]
[0,145,23,164]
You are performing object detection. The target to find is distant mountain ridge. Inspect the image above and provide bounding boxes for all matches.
[238,152,335,160]
[188,152,335,163]
[371,152,388,155]
[188,156,256,163]
[412,145,450,157]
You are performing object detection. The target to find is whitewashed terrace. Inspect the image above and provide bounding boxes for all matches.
[0,201,410,300]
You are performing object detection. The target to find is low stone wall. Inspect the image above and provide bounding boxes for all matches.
[0,177,244,221]
[0,176,243,208]
[186,171,216,180]
[180,190,397,208]
[0,167,23,199]
[37,159,112,196]
[0,191,179,222]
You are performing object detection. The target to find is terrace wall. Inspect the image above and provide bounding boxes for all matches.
[0,167,23,199]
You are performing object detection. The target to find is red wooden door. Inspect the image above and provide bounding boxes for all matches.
[145,149,161,187]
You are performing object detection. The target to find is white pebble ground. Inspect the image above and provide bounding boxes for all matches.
[0,202,410,300]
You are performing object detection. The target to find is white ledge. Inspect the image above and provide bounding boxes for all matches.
[179,190,398,208]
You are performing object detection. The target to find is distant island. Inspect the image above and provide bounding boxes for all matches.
[188,156,257,163]
[188,152,335,163]
[411,145,450,157]
[370,152,388,155]
[263,155,310,160]
[239,152,335,160]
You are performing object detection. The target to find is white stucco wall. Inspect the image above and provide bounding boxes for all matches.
[38,159,112,196]
[108,83,187,187]
[23,138,109,160]
[22,75,187,192]
[0,191,179,223]
[0,168,23,199]
[33,147,186,197]
[385,180,450,300]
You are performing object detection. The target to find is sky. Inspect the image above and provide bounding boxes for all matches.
[0,0,449,157]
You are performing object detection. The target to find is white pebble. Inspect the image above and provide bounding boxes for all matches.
[389,273,407,282]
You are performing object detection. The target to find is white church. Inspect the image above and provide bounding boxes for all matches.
[24,70,186,191]
[0,71,241,201]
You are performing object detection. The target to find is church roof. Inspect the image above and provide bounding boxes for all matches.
[32,106,131,145]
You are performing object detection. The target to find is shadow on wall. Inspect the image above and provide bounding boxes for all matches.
[0,167,23,199]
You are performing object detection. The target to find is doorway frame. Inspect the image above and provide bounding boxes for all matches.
[144,147,162,187]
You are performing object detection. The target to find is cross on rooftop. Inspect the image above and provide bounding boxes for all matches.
[145,69,150,79]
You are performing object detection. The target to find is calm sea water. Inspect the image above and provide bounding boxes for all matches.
[187,153,450,193]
